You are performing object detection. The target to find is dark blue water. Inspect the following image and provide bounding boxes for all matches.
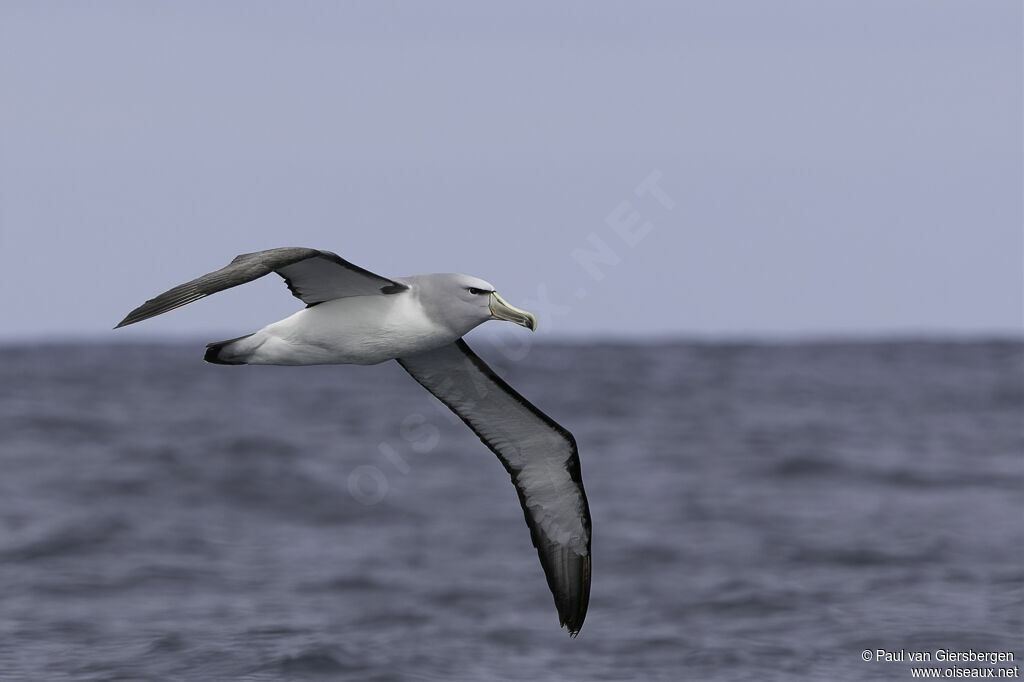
[1,340,1021,681]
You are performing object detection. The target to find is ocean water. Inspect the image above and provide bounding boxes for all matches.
[0,340,1021,681]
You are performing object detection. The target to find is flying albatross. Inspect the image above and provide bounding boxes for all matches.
[115,247,591,636]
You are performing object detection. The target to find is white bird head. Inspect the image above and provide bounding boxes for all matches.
[406,273,538,337]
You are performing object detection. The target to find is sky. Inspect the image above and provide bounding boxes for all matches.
[0,1,1021,341]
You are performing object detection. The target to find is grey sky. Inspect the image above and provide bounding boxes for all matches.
[1,1,1020,340]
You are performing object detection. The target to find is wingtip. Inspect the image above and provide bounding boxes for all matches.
[560,551,590,638]
[561,610,587,638]
[114,312,141,329]
[532,537,590,640]
[114,308,146,329]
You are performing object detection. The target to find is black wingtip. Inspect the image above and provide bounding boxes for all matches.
[114,309,143,329]
[113,304,156,329]
[544,549,590,639]
[561,600,588,638]
[565,613,583,638]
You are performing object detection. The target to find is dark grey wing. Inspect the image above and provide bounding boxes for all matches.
[397,339,592,636]
[115,247,407,328]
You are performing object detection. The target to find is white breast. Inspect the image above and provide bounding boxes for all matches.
[245,293,458,365]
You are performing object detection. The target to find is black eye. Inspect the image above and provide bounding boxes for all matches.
[467,287,489,295]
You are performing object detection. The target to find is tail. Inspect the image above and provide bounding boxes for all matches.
[204,334,255,365]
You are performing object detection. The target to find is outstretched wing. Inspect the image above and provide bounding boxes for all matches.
[397,339,592,636]
[115,247,407,328]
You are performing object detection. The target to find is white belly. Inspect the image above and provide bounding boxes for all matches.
[242,294,457,365]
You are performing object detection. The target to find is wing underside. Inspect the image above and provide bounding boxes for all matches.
[397,339,592,636]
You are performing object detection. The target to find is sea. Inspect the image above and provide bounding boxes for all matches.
[0,340,1021,681]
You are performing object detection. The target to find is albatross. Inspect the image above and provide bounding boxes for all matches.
[115,247,591,636]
